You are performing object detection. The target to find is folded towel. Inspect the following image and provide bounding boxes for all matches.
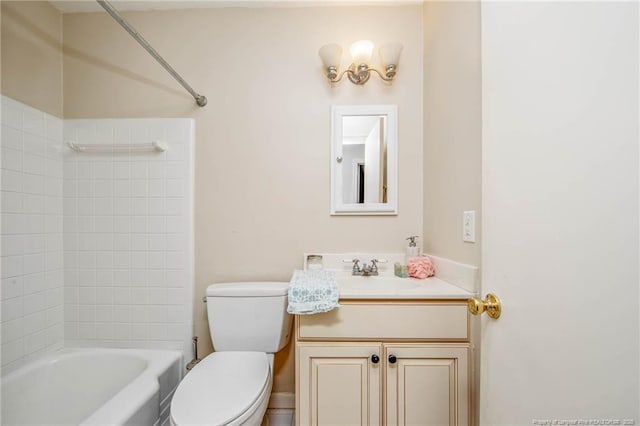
[287,269,339,315]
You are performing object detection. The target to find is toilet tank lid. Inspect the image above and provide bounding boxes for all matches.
[206,282,289,297]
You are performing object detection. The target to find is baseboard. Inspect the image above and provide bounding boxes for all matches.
[268,392,295,409]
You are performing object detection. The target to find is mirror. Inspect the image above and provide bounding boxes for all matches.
[331,105,398,215]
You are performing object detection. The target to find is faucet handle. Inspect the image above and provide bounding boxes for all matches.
[343,258,361,273]
[369,258,387,274]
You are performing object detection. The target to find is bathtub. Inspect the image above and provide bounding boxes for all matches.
[1,348,183,426]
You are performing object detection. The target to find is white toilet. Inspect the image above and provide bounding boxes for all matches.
[170,282,293,426]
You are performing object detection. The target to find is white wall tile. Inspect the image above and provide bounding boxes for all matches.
[78,287,96,305]
[114,252,131,268]
[94,181,113,198]
[2,191,23,214]
[2,169,23,193]
[2,255,23,278]
[96,270,114,286]
[2,147,23,171]
[2,235,24,257]
[78,323,95,339]
[45,196,63,215]
[2,125,22,150]
[130,216,151,233]
[95,287,113,304]
[78,305,95,322]
[0,114,196,365]
[96,252,114,269]
[24,330,48,354]
[23,134,47,157]
[2,318,24,343]
[94,198,114,216]
[23,273,45,295]
[2,298,23,322]
[165,216,184,233]
[2,277,23,300]
[24,235,46,254]
[130,162,148,179]
[23,311,46,335]
[113,287,131,305]
[22,174,44,195]
[24,215,45,234]
[2,339,25,364]
[23,154,45,175]
[165,179,184,197]
[23,292,46,315]
[23,254,45,275]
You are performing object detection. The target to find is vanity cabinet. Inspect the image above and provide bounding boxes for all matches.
[295,300,471,426]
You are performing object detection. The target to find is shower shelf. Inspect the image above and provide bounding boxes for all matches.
[67,141,167,153]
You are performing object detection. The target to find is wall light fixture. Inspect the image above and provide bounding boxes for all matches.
[319,40,403,85]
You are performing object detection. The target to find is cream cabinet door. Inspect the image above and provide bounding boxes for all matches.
[298,343,382,426]
[385,345,469,426]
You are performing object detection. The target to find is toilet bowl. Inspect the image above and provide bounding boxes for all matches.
[170,352,272,426]
[170,282,292,426]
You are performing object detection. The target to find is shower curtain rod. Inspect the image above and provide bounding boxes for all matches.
[96,0,207,107]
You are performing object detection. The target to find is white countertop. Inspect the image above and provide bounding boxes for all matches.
[336,274,473,300]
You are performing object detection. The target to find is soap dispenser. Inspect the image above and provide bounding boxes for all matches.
[405,235,420,262]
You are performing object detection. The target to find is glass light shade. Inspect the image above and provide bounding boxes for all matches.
[379,42,403,66]
[319,44,342,68]
[349,40,375,65]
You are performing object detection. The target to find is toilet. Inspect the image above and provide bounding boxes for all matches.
[170,282,293,426]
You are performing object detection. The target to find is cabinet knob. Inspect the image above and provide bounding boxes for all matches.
[388,354,397,364]
[371,354,380,364]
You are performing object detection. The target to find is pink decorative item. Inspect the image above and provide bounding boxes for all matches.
[406,257,435,279]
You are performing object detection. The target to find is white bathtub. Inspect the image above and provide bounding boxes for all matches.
[1,348,183,426]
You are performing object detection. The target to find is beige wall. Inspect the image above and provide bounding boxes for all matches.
[1,1,62,117]
[63,5,424,393]
[422,1,481,267]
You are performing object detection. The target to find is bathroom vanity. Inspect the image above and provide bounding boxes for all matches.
[294,254,476,426]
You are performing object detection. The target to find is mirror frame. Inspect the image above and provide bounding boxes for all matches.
[331,104,398,215]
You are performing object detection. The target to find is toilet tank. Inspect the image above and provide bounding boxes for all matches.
[206,282,293,353]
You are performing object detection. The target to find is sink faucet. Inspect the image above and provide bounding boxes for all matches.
[344,258,387,276]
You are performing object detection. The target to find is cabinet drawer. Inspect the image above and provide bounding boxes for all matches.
[297,301,469,341]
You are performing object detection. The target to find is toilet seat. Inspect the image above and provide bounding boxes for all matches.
[170,352,271,426]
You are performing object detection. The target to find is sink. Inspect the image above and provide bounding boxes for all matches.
[337,275,421,292]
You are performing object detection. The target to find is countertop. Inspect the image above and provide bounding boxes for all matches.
[335,274,474,300]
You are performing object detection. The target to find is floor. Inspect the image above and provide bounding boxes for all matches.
[264,409,295,426]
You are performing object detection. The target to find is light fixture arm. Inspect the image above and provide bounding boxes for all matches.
[368,66,395,82]
[327,64,395,85]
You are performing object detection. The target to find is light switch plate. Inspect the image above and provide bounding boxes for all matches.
[463,210,476,243]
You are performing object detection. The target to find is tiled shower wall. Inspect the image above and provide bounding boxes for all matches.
[63,118,194,358]
[1,97,194,373]
[1,96,65,372]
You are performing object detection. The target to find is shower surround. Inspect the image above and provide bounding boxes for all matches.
[1,96,194,373]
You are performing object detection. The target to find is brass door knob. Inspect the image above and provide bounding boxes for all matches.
[468,293,502,319]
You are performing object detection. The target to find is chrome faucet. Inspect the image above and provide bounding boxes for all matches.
[344,258,388,276]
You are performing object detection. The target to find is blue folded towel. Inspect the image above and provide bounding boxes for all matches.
[287,270,339,315]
